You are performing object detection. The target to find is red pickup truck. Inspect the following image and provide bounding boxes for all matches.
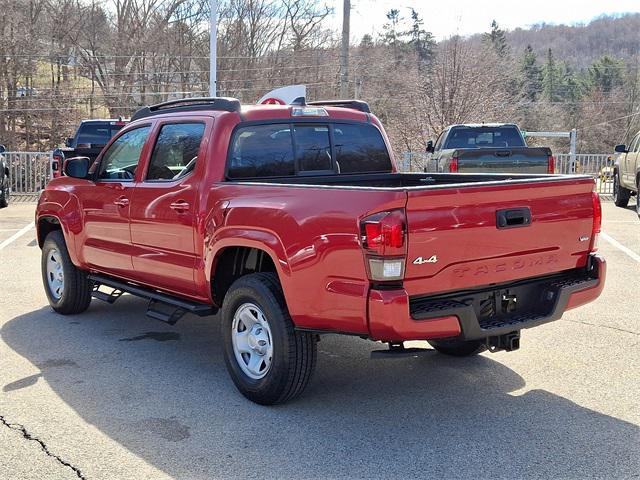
[36,98,605,404]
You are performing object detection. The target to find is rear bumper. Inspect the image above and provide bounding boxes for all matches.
[368,254,606,342]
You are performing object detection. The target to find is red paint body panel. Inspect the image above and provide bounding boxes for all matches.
[404,180,596,296]
[35,104,605,341]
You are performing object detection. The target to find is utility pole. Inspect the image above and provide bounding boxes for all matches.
[209,0,217,97]
[339,0,350,98]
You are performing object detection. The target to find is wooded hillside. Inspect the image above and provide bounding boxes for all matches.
[0,1,638,155]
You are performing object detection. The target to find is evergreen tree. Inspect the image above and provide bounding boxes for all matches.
[360,34,374,49]
[588,55,625,93]
[483,20,509,57]
[406,8,435,65]
[542,48,563,102]
[521,45,542,101]
[381,9,402,47]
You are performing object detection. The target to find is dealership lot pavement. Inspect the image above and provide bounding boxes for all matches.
[1,201,638,480]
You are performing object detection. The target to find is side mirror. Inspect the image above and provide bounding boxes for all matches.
[63,157,91,179]
[426,140,434,153]
[0,144,6,154]
[614,144,628,153]
[65,137,74,147]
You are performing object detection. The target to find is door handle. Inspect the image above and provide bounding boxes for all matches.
[170,200,190,212]
[496,208,531,229]
[114,197,129,207]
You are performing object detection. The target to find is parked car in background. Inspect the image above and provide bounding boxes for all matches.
[613,131,640,217]
[54,119,128,176]
[426,123,555,174]
[0,144,9,208]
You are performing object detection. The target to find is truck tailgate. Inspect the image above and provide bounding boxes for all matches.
[403,178,596,296]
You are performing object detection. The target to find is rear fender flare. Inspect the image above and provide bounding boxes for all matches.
[204,228,291,296]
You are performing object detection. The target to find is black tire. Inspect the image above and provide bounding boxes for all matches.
[0,184,8,208]
[613,173,630,208]
[428,338,487,357]
[221,272,317,405]
[636,179,640,219]
[41,230,92,314]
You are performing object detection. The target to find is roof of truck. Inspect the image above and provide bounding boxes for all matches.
[130,97,371,122]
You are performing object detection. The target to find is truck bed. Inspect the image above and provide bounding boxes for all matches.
[223,172,597,300]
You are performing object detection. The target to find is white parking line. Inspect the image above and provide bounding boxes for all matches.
[601,232,640,263]
[0,222,34,250]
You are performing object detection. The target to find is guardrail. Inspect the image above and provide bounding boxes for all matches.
[4,151,52,200]
[399,152,615,195]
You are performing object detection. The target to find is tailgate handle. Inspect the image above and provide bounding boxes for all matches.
[496,208,531,229]
[495,150,512,157]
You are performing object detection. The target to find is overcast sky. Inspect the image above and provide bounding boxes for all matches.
[328,0,640,41]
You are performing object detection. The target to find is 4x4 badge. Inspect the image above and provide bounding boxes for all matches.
[413,255,438,265]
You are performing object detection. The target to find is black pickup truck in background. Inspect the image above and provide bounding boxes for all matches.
[426,123,555,174]
[53,119,127,176]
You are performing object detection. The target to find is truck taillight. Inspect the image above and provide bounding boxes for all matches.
[590,190,602,252]
[361,210,406,281]
[449,157,458,173]
[547,155,555,174]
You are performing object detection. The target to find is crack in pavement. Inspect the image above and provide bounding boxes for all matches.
[0,414,86,479]
[562,318,639,336]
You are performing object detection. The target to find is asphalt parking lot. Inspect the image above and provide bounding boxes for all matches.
[0,200,638,480]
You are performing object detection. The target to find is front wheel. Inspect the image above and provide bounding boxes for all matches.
[428,338,487,357]
[613,173,630,208]
[221,272,317,405]
[41,231,92,314]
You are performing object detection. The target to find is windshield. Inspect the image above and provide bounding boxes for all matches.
[76,124,125,146]
[445,126,525,149]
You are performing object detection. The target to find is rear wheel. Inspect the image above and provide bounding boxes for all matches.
[221,272,317,405]
[41,231,92,314]
[613,173,630,207]
[428,338,487,357]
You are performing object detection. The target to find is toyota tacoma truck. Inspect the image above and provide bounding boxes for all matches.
[36,98,605,404]
[613,130,640,218]
[426,123,555,173]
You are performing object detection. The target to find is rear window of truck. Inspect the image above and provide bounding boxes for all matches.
[76,124,125,145]
[227,122,392,179]
[445,126,525,149]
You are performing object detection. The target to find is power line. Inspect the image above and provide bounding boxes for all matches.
[578,110,640,130]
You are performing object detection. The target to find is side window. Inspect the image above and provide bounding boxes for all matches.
[294,125,332,172]
[228,124,295,178]
[434,130,446,151]
[146,123,205,181]
[99,127,151,181]
[631,134,640,153]
[333,124,392,173]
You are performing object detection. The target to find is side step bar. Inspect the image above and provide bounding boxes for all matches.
[89,274,217,325]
